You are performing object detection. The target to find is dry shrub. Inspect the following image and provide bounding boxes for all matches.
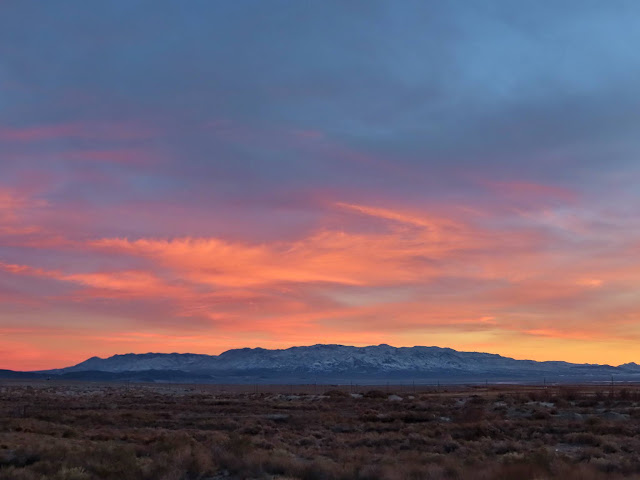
[324,389,349,399]
[566,432,601,446]
[364,390,388,399]
[455,406,485,424]
[50,467,91,480]
[3,384,640,480]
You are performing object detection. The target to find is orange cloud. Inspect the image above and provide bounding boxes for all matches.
[334,201,459,231]
[88,202,500,290]
[523,328,598,340]
[2,196,640,370]
[0,262,187,299]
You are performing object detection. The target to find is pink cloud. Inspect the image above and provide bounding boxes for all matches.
[479,179,579,205]
[3,190,640,369]
[0,187,48,237]
[0,121,156,143]
[64,148,158,165]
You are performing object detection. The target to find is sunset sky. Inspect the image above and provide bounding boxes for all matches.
[2,1,640,370]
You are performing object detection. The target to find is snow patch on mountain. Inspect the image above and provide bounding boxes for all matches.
[57,344,632,377]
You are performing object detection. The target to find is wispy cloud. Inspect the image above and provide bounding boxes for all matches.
[0,122,156,143]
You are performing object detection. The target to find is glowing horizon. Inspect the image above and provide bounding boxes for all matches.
[2,1,640,371]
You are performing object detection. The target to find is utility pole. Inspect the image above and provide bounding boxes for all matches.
[610,375,615,398]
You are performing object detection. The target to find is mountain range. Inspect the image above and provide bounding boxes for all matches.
[3,344,640,384]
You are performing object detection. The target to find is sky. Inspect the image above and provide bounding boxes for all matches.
[1,1,640,370]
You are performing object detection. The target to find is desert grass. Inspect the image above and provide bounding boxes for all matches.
[2,382,640,479]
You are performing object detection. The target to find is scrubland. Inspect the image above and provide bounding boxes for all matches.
[2,382,640,479]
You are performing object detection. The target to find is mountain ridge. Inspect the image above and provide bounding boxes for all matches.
[45,344,632,373]
[4,344,637,384]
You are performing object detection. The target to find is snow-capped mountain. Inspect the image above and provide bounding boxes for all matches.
[48,344,637,383]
